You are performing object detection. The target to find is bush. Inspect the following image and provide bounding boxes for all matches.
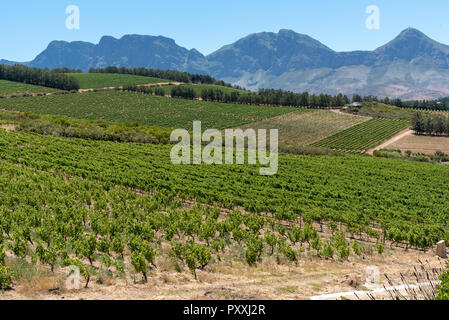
[437,263,449,300]
[352,241,363,256]
[245,236,263,266]
[376,243,384,255]
[154,87,166,96]
[0,265,13,290]
[280,244,297,263]
[321,242,334,259]
[332,231,350,260]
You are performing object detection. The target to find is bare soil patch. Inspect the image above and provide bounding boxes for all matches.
[0,124,17,131]
[388,133,449,154]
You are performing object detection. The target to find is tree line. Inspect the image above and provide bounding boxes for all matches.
[0,64,80,91]
[183,87,350,108]
[52,67,83,74]
[88,66,241,88]
[353,94,449,111]
[121,84,351,108]
[411,112,449,135]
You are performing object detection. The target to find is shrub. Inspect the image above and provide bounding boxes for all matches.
[245,236,263,266]
[154,87,166,96]
[321,242,334,259]
[280,244,297,263]
[376,243,384,255]
[352,241,363,256]
[0,265,13,290]
[437,263,449,300]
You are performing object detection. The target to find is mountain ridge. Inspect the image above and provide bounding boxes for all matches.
[4,28,449,99]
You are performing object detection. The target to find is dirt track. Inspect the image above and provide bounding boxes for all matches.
[77,82,183,93]
[366,129,413,155]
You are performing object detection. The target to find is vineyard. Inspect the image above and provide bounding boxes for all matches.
[235,110,369,153]
[67,73,170,89]
[346,102,449,121]
[310,119,410,151]
[0,80,61,96]
[0,128,448,289]
[0,91,293,130]
[0,72,447,298]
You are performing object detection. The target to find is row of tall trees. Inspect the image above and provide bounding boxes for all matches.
[353,94,449,111]
[202,88,350,108]
[122,84,351,108]
[52,67,83,73]
[0,64,80,91]
[88,66,238,87]
[257,89,349,107]
[412,112,449,135]
[170,86,196,99]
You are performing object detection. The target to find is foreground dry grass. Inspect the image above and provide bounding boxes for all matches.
[1,247,444,300]
[389,133,449,154]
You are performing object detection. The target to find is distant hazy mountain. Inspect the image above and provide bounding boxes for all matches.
[4,28,449,99]
[0,59,20,66]
[29,35,210,75]
[209,28,449,100]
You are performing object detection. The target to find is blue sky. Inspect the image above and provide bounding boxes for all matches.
[2,0,449,61]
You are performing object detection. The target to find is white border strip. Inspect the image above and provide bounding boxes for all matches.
[310,281,441,300]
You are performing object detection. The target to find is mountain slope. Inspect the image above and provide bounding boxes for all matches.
[0,59,21,66]
[29,35,210,74]
[207,28,449,99]
[207,29,337,77]
[4,28,449,99]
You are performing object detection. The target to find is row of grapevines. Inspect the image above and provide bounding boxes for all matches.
[0,129,446,253]
[311,119,410,150]
[0,156,370,287]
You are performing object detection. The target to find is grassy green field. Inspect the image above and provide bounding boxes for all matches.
[0,80,62,95]
[68,73,170,89]
[348,102,415,120]
[311,118,410,151]
[0,91,293,130]
[236,110,369,152]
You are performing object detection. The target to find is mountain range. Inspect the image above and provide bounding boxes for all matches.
[3,28,449,100]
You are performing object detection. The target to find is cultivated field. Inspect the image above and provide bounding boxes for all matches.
[0,80,61,96]
[311,118,410,152]
[68,73,169,89]
[346,102,449,121]
[1,129,447,244]
[0,128,448,297]
[235,110,369,152]
[0,91,293,129]
[388,133,449,154]
[0,75,447,301]
[347,102,415,120]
